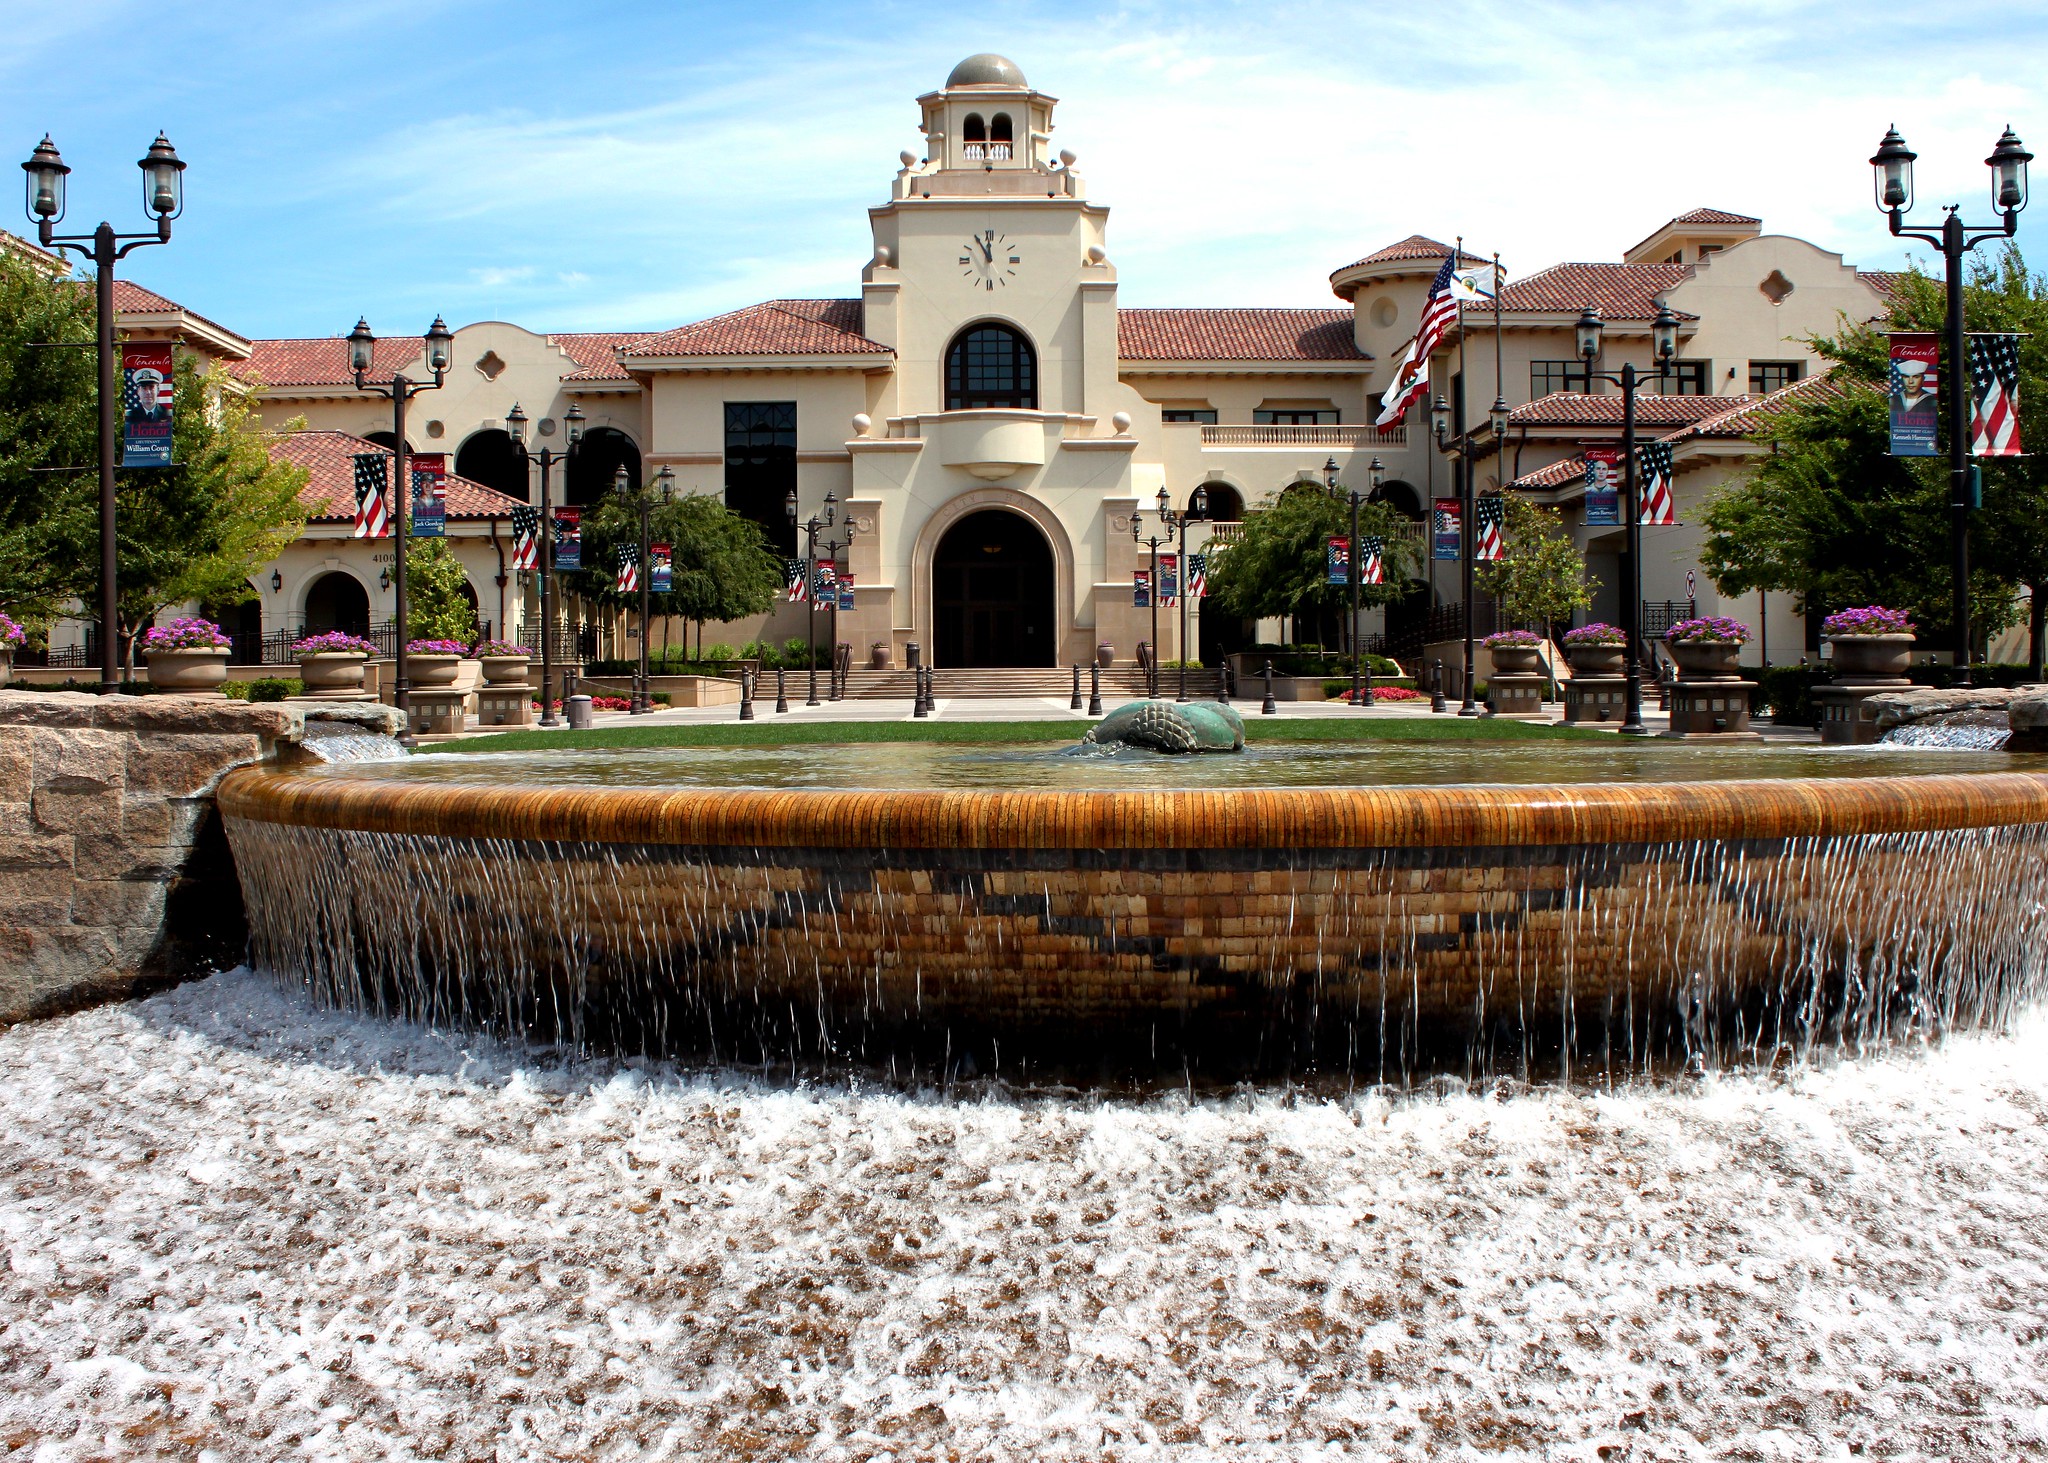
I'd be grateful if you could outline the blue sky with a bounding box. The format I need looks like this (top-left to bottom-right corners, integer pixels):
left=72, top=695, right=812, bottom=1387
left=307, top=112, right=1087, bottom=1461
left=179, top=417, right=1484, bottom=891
left=4, top=0, right=2043, bottom=340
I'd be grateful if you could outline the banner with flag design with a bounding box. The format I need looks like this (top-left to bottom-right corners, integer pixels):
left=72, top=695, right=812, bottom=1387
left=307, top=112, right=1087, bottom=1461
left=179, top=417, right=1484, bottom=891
left=409, top=453, right=447, bottom=538
left=1359, top=535, right=1385, bottom=585
left=1474, top=496, right=1504, bottom=561
left=352, top=453, right=389, bottom=539
left=510, top=506, right=540, bottom=571
left=120, top=343, right=174, bottom=467
left=1583, top=449, right=1622, bottom=526
left=1326, top=535, right=1350, bottom=585
left=784, top=559, right=808, bottom=601
left=1432, top=498, right=1460, bottom=560
left=553, top=508, right=581, bottom=570
left=837, top=572, right=855, bottom=612
left=1887, top=333, right=1941, bottom=457
left=1635, top=441, right=1676, bottom=525
left=615, top=544, right=638, bottom=594
left=813, top=562, right=837, bottom=602
left=1186, top=552, right=1207, bottom=598
left=650, top=542, right=671, bottom=593
left=1374, top=253, right=1459, bottom=430
left=1158, top=552, right=1178, bottom=606
left=1970, top=333, right=2024, bottom=457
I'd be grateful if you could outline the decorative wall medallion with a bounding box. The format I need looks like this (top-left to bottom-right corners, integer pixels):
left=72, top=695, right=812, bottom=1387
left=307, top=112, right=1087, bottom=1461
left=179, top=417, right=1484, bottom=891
left=475, top=350, right=507, bottom=381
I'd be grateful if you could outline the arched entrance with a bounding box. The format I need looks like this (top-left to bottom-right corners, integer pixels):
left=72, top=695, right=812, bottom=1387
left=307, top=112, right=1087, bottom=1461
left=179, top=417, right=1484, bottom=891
left=933, top=509, right=1054, bottom=667
left=566, top=426, right=641, bottom=508
left=303, top=571, right=370, bottom=636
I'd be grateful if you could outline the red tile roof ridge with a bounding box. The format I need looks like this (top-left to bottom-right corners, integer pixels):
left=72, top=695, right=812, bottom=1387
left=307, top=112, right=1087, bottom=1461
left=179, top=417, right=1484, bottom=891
left=1509, top=391, right=1750, bottom=427
left=1660, top=371, right=1842, bottom=441
left=268, top=428, right=527, bottom=522
left=1117, top=307, right=1368, bottom=361
left=619, top=299, right=889, bottom=358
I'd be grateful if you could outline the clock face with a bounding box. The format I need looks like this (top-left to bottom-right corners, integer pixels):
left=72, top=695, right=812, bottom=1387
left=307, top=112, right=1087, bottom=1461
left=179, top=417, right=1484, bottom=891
left=959, top=229, right=1021, bottom=291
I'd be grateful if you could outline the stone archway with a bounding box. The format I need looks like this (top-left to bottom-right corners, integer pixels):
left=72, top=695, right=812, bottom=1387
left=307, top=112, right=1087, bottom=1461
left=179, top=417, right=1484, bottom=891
left=913, top=488, right=1075, bottom=668
left=302, top=570, right=370, bottom=636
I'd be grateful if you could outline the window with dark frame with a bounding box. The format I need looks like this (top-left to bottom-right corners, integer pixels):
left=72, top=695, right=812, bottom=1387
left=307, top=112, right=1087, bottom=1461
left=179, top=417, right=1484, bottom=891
left=1748, top=359, right=1805, bottom=395
left=1658, top=361, right=1711, bottom=396
left=724, top=401, right=798, bottom=557
left=1162, top=408, right=1217, bottom=424
left=1530, top=360, right=1592, bottom=397
left=945, top=324, right=1037, bottom=410
left=1253, top=407, right=1338, bottom=425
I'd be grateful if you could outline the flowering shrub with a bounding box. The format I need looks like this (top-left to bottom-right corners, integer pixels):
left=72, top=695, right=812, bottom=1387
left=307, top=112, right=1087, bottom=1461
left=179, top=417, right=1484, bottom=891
left=406, top=639, right=469, bottom=656
left=1337, top=685, right=1425, bottom=702
left=1664, top=616, right=1750, bottom=646
left=1563, top=622, right=1626, bottom=647
left=1483, top=630, right=1543, bottom=648
left=473, top=639, right=533, bottom=657
left=142, top=618, right=230, bottom=652
left=531, top=695, right=637, bottom=712
left=292, top=631, right=377, bottom=657
left=1823, top=606, right=1916, bottom=638
left=0, top=613, right=24, bottom=649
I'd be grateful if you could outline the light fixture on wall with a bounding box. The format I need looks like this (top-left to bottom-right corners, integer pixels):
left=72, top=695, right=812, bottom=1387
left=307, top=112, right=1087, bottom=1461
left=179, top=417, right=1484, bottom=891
left=271, top=570, right=282, bottom=592
left=379, top=567, right=391, bottom=592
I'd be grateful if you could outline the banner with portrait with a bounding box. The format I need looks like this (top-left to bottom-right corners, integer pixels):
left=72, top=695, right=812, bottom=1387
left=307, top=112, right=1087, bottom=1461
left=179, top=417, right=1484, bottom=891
left=409, top=453, right=447, bottom=538
left=650, top=542, right=672, bottom=593
left=1158, top=551, right=1178, bottom=605
left=1132, top=569, right=1150, bottom=608
left=553, top=507, right=582, bottom=571
left=120, top=343, right=174, bottom=467
left=1432, top=499, right=1460, bottom=561
left=1326, top=536, right=1350, bottom=586
left=837, top=571, right=856, bottom=612
left=1582, top=449, right=1622, bottom=526
left=1888, top=333, right=1940, bottom=457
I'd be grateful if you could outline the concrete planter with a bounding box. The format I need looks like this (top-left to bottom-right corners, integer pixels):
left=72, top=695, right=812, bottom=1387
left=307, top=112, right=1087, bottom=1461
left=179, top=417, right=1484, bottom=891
left=1487, top=644, right=1543, bottom=676
left=0, top=651, right=10, bottom=688
left=1827, top=634, right=1914, bottom=681
left=1097, top=643, right=1116, bottom=668
left=1566, top=643, right=1627, bottom=677
left=145, top=647, right=230, bottom=696
left=407, top=653, right=462, bottom=688
left=479, top=655, right=531, bottom=687
left=1668, top=640, right=1743, bottom=681
left=297, top=652, right=369, bottom=694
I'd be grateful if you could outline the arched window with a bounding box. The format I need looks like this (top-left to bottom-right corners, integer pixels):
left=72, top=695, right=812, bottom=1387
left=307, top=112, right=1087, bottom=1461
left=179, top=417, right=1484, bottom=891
left=945, top=324, right=1036, bottom=410
left=989, top=113, right=1013, bottom=160
left=454, top=428, right=529, bottom=502
left=962, top=113, right=986, bottom=141
left=564, top=426, right=641, bottom=508
left=1191, top=482, right=1243, bottom=521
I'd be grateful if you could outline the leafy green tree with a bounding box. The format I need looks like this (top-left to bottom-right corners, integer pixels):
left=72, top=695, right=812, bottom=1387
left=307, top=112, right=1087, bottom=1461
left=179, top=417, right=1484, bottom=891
left=0, top=246, right=97, bottom=627
left=1205, top=482, right=1424, bottom=647
left=401, top=534, right=479, bottom=644
left=1476, top=493, right=1595, bottom=642
left=563, top=488, right=783, bottom=656
left=1699, top=244, right=2048, bottom=666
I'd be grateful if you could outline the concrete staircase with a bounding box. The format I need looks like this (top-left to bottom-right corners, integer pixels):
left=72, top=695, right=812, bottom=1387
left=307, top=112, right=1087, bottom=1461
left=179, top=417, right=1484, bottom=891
left=839, top=666, right=1227, bottom=699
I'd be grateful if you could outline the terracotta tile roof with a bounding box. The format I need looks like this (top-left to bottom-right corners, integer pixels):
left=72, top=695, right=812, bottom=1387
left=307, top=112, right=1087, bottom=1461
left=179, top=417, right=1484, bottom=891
left=1660, top=372, right=1842, bottom=442
left=269, top=430, right=526, bottom=522
left=1334, top=234, right=1478, bottom=271
left=236, top=336, right=424, bottom=389
left=1670, top=207, right=1761, bottom=227
left=1510, top=391, right=1752, bottom=428
left=1859, top=270, right=1927, bottom=310
left=1495, top=262, right=1696, bottom=319
left=550, top=331, right=654, bottom=382
left=1511, top=455, right=1590, bottom=491
left=620, top=299, right=889, bottom=359
left=1117, top=308, right=1368, bottom=361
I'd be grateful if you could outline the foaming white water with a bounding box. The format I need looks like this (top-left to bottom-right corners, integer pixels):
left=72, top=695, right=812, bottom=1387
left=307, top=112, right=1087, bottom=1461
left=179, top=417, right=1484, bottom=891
left=1, top=969, right=2044, bottom=1460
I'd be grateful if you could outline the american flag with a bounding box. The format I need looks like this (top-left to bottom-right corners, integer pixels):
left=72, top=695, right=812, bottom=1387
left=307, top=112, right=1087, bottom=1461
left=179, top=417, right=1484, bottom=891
left=510, top=506, right=540, bottom=571
left=785, top=558, right=808, bottom=601
left=1373, top=253, right=1460, bottom=430
left=615, top=543, right=638, bottom=593
left=1970, top=333, right=2024, bottom=457
left=351, top=453, right=388, bottom=538
left=1474, top=496, right=1504, bottom=561
left=1359, top=535, right=1385, bottom=585
left=1186, top=552, right=1207, bottom=598
left=1636, top=441, right=1676, bottom=525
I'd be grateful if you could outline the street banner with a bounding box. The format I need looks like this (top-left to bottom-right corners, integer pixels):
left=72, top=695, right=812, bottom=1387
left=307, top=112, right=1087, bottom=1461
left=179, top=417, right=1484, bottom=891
left=837, top=572, right=856, bottom=612
left=1326, top=535, right=1350, bottom=586
left=1969, top=333, right=2025, bottom=457
left=351, top=453, right=389, bottom=539
left=409, top=453, right=446, bottom=538
left=1888, top=333, right=1940, bottom=457
left=120, top=343, right=174, bottom=467
left=553, top=507, right=581, bottom=570
left=614, top=543, right=638, bottom=594
left=1359, top=535, right=1385, bottom=585
left=1582, top=449, right=1622, bottom=526
left=510, top=506, right=540, bottom=571
left=1158, top=551, right=1178, bottom=605
left=1432, top=498, right=1461, bottom=560
left=1475, top=496, right=1504, bottom=561
left=1132, top=569, right=1150, bottom=608
left=650, top=542, right=672, bottom=593
left=812, top=562, right=836, bottom=602
left=1187, top=553, right=1208, bottom=598
left=1636, top=441, right=1677, bottom=525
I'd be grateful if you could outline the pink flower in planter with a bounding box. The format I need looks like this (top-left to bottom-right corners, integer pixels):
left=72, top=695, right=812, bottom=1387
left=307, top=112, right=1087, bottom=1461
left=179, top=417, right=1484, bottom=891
left=405, top=639, right=469, bottom=656
left=0, top=613, right=25, bottom=648
left=142, top=618, right=230, bottom=651
left=1823, top=606, right=1916, bottom=637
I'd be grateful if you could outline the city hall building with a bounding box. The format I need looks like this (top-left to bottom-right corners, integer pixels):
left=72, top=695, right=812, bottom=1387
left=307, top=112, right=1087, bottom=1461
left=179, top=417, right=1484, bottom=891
left=28, top=54, right=1925, bottom=669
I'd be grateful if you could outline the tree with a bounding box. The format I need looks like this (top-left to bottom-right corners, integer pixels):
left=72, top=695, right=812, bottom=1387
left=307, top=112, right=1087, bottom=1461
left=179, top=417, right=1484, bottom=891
left=0, top=248, right=308, bottom=659
left=562, top=488, right=783, bottom=658
left=1699, top=244, right=2048, bottom=667
left=1205, top=483, right=1424, bottom=648
left=1475, top=493, right=1595, bottom=642
left=402, top=535, right=480, bottom=644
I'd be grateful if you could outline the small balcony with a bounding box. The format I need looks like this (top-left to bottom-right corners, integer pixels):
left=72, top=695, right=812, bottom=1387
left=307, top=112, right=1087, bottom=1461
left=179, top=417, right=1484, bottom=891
left=961, top=141, right=1014, bottom=163
left=1200, top=424, right=1406, bottom=448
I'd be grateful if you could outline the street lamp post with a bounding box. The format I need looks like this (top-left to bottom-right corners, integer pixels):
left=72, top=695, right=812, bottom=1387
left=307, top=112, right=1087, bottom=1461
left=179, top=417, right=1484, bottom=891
left=505, top=401, right=583, bottom=727
left=1173, top=484, right=1209, bottom=702
left=816, top=520, right=856, bottom=700
left=787, top=489, right=842, bottom=706
left=1132, top=486, right=1194, bottom=698
left=1325, top=455, right=1387, bottom=707
left=349, top=315, right=455, bottom=748
left=614, top=464, right=674, bottom=714
left=22, top=132, right=186, bottom=694
left=1573, top=302, right=1681, bottom=736
left=1431, top=387, right=1510, bottom=715
left=1870, top=125, right=2031, bottom=686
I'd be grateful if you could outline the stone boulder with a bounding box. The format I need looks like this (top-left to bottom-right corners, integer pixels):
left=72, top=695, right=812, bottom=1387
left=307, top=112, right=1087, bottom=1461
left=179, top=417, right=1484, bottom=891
left=1083, top=699, right=1245, bottom=754
left=1863, top=686, right=2016, bottom=732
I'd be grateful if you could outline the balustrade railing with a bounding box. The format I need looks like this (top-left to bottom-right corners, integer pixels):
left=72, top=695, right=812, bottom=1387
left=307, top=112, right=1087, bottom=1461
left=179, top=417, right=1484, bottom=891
left=1199, top=424, right=1406, bottom=447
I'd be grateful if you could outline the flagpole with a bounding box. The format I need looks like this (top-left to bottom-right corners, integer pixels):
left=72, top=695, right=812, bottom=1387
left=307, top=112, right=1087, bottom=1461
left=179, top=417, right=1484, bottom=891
left=1456, top=237, right=1477, bottom=716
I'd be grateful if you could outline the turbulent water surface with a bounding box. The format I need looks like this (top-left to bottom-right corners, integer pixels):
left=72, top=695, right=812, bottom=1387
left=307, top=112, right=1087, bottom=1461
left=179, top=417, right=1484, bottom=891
left=1, top=970, right=2044, bottom=1459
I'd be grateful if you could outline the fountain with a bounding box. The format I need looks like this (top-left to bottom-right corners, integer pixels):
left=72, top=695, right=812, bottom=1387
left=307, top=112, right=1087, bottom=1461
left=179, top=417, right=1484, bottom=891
left=216, top=731, right=2048, bottom=1083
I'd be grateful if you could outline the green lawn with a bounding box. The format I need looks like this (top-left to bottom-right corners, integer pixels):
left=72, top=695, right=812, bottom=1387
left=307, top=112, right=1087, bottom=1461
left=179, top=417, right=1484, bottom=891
left=438, top=714, right=1611, bottom=755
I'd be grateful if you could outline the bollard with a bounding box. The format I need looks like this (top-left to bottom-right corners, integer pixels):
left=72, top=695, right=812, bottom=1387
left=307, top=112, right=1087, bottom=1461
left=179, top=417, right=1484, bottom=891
left=1087, top=661, right=1103, bottom=717
left=775, top=665, right=789, bottom=714
left=739, top=668, right=755, bottom=720
left=1218, top=661, right=1232, bottom=705
left=566, top=694, right=594, bottom=730
left=1070, top=664, right=1083, bottom=711
left=1431, top=658, right=1448, bottom=714
left=913, top=664, right=930, bottom=718
left=1261, top=658, right=1277, bottom=716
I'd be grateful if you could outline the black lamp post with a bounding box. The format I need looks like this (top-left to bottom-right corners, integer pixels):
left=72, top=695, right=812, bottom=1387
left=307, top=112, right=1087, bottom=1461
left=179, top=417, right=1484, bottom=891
left=1432, top=387, right=1510, bottom=715
left=1573, top=301, right=1681, bottom=735
left=1327, top=454, right=1388, bottom=707
left=1871, top=124, right=2031, bottom=686
left=816, top=518, right=857, bottom=700
left=1132, top=486, right=1193, bottom=698
left=22, top=132, right=185, bottom=694
left=788, top=488, right=843, bottom=706
left=506, top=401, right=583, bottom=727
left=349, top=314, right=455, bottom=747
left=615, top=464, right=674, bottom=714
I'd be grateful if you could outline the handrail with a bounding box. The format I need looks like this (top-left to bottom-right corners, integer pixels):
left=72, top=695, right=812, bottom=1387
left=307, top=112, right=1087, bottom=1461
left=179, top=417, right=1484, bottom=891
left=1200, top=424, right=1406, bottom=447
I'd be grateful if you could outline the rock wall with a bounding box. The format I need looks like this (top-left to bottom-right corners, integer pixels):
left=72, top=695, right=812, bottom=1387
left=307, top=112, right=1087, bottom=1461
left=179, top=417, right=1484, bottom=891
left=0, top=691, right=399, bottom=1023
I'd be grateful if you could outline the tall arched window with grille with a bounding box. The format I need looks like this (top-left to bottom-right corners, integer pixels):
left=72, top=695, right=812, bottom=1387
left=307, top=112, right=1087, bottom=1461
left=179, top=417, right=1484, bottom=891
left=945, top=323, right=1036, bottom=410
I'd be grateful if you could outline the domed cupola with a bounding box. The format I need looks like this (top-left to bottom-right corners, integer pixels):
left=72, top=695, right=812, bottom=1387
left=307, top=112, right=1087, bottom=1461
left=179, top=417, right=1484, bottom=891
left=946, top=53, right=1028, bottom=88
left=908, top=54, right=1067, bottom=190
